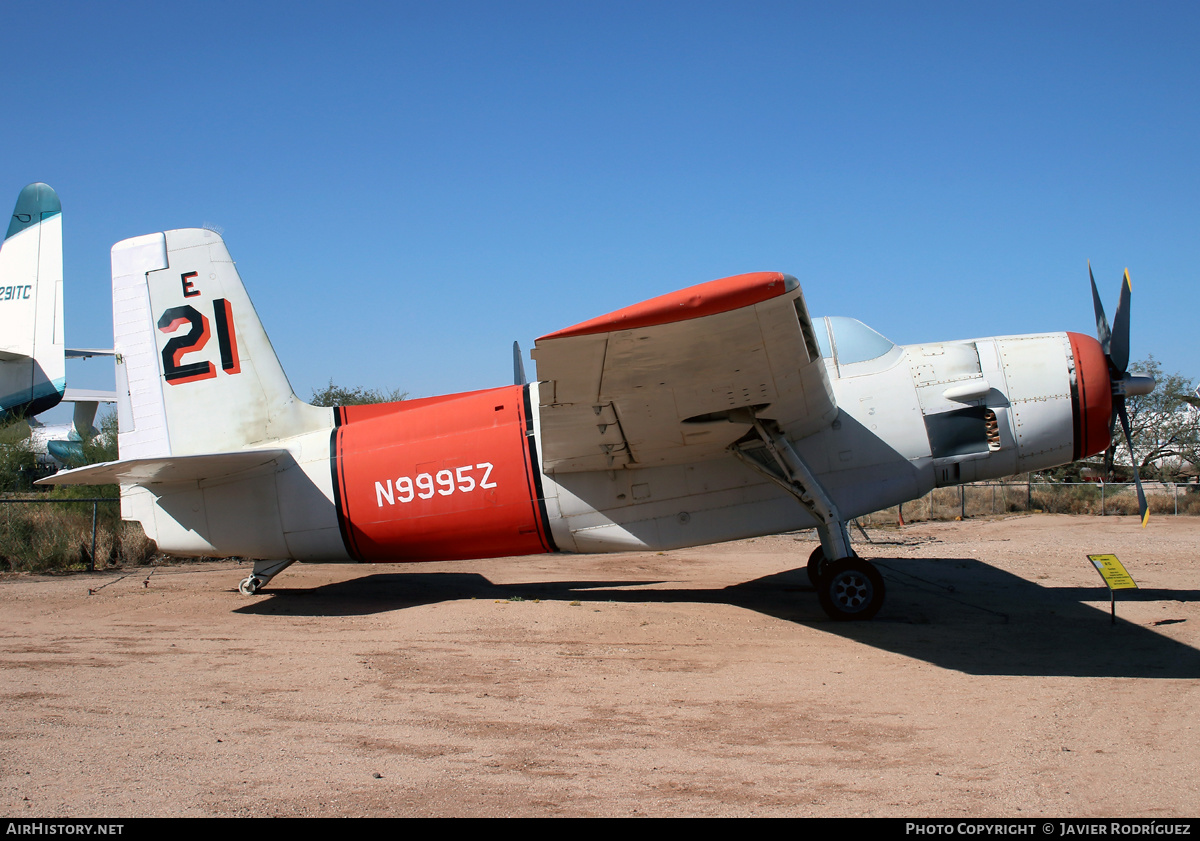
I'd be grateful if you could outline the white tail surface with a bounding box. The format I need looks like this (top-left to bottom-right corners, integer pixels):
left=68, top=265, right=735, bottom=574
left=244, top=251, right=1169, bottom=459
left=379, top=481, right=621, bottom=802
left=55, top=228, right=351, bottom=560
left=112, top=228, right=329, bottom=459
left=0, top=183, right=65, bottom=418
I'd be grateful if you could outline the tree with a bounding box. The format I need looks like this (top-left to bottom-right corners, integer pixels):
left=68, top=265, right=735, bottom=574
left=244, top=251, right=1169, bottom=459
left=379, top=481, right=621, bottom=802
left=0, top=424, right=37, bottom=491
left=47, top=409, right=121, bottom=501
left=1104, top=356, right=1200, bottom=482
left=310, top=380, right=408, bottom=407
left=78, top=410, right=119, bottom=466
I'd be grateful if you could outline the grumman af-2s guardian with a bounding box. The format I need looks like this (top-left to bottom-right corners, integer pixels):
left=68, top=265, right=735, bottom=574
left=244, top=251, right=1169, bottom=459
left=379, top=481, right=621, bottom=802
left=43, top=229, right=1154, bottom=620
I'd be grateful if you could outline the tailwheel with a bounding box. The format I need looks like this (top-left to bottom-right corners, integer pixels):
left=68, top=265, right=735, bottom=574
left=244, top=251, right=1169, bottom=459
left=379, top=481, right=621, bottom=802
left=236, top=560, right=294, bottom=596
left=817, top=557, right=885, bottom=621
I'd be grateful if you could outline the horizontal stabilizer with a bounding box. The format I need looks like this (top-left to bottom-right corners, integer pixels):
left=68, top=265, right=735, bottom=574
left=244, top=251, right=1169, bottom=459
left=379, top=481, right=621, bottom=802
left=36, top=448, right=290, bottom=487
left=66, top=348, right=115, bottom=359
left=63, top=388, right=117, bottom=403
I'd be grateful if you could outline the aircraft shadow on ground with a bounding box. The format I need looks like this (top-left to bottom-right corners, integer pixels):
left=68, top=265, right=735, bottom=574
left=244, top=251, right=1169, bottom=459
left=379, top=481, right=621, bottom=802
left=234, top=556, right=1200, bottom=679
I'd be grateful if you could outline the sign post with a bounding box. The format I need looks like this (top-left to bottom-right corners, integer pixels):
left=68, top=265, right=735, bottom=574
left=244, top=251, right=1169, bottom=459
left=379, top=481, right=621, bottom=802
left=1087, top=554, right=1137, bottom=625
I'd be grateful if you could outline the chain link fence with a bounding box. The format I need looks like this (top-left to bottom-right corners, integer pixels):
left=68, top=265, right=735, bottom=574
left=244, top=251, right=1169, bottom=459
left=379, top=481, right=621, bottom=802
left=0, top=496, right=155, bottom=572
left=859, top=481, right=1200, bottom=527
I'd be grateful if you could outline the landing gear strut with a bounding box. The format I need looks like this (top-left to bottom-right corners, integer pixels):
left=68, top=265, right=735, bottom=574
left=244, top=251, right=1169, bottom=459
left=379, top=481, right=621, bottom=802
left=237, top=559, right=295, bottom=595
left=729, top=411, right=886, bottom=621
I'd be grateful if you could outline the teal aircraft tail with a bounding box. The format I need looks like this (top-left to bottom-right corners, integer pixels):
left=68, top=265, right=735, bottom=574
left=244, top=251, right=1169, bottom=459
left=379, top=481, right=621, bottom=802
left=0, top=183, right=65, bottom=419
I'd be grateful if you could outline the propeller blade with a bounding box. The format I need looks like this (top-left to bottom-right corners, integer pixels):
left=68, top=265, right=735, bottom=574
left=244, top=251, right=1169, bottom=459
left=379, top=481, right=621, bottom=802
left=1089, top=262, right=1111, bottom=356
left=1115, top=400, right=1149, bottom=527
left=513, top=341, right=527, bottom=386
left=1109, top=269, right=1132, bottom=374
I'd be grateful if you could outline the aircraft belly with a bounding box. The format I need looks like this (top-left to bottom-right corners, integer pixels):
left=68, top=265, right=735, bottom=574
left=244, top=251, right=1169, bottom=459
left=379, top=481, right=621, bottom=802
left=203, top=473, right=289, bottom=557
left=543, top=457, right=820, bottom=553
left=821, top=462, right=923, bottom=520
left=123, top=473, right=292, bottom=559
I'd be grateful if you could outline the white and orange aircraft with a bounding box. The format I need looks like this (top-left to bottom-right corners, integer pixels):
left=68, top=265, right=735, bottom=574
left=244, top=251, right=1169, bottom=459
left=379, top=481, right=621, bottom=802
left=42, top=229, right=1154, bottom=620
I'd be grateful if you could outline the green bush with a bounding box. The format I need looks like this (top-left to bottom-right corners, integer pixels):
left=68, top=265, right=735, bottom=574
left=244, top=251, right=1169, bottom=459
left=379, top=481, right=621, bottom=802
left=0, top=436, right=39, bottom=492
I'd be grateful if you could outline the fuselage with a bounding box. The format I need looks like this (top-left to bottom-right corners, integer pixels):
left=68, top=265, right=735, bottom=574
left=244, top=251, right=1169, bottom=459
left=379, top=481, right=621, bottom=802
left=121, top=322, right=1113, bottom=564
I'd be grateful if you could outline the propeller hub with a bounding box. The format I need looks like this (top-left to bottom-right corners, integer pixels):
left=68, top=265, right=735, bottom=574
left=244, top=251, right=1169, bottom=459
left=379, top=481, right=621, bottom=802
left=1116, top=374, right=1155, bottom=398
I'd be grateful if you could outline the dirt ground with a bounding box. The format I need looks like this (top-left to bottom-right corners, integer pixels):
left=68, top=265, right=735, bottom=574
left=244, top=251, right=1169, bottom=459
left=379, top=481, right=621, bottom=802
left=1, top=513, right=1197, bottom=818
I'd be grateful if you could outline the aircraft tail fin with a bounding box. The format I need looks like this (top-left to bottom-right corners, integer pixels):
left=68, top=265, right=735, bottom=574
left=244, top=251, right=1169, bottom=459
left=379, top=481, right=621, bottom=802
left=111, top=228, right=329, bottom=460
left=0, top=183, right=65, bottom=418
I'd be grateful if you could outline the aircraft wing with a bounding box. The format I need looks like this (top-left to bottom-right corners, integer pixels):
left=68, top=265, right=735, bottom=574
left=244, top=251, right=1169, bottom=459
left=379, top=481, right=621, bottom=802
left=531, top=272, right=837, bottom=472
left=36, top=448, right=290, bottom=486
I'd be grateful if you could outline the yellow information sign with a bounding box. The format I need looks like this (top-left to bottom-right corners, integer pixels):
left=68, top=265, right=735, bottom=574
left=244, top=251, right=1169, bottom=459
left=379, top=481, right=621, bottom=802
left=1088, top=554, right=1138, bottom=590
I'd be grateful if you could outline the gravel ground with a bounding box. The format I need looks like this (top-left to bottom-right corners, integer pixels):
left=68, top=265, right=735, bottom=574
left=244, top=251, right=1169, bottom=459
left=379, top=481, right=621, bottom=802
left=1, top=513, right=1196, bottom=817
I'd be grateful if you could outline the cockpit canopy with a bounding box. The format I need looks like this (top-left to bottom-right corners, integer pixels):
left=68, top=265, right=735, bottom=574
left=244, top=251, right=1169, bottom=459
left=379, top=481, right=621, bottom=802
left=812, top=316, right=898, bottom=373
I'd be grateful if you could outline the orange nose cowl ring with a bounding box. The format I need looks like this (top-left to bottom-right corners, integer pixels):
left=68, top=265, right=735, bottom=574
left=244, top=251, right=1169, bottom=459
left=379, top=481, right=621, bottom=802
left=1067, top=332, right=1113, bottom=460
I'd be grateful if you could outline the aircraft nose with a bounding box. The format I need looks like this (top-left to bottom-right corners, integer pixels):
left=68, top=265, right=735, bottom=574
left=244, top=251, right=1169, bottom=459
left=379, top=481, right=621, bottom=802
left=1067, top=332, right=1113, bottom=460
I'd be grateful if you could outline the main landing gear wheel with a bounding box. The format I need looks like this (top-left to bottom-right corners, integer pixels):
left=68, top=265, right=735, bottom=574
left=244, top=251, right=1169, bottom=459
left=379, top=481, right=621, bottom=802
left=239, top=576, right=263, bottom=596
left=817, top=557, right=885, bottom=621
left=807, top=546, right=828, bottom=586
left=807, top=546, right=858, bottom=586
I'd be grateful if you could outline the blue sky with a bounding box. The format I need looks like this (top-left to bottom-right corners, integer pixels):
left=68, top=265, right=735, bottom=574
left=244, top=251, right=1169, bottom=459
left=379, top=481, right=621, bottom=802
left=3, top=1, right=1197, bottom=422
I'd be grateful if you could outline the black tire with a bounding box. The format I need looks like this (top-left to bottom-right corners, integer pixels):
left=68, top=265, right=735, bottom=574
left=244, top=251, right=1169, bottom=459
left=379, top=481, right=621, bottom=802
left=817, top=558, right=885, bottom=621
left=807, top=544, right=857, bottom=586
left=806, top=546, right=827, bottom=586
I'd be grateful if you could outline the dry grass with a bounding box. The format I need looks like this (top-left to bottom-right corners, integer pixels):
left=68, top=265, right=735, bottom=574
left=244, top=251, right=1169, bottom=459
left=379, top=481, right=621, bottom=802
left=860, top=482, right=1200, bottom=526
left=0, top=499, right=156, bottom=572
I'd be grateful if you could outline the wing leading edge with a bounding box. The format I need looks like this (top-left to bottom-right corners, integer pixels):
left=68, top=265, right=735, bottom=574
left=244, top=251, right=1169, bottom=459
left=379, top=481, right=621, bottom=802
left=532, top=271, right=837, bottom=473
